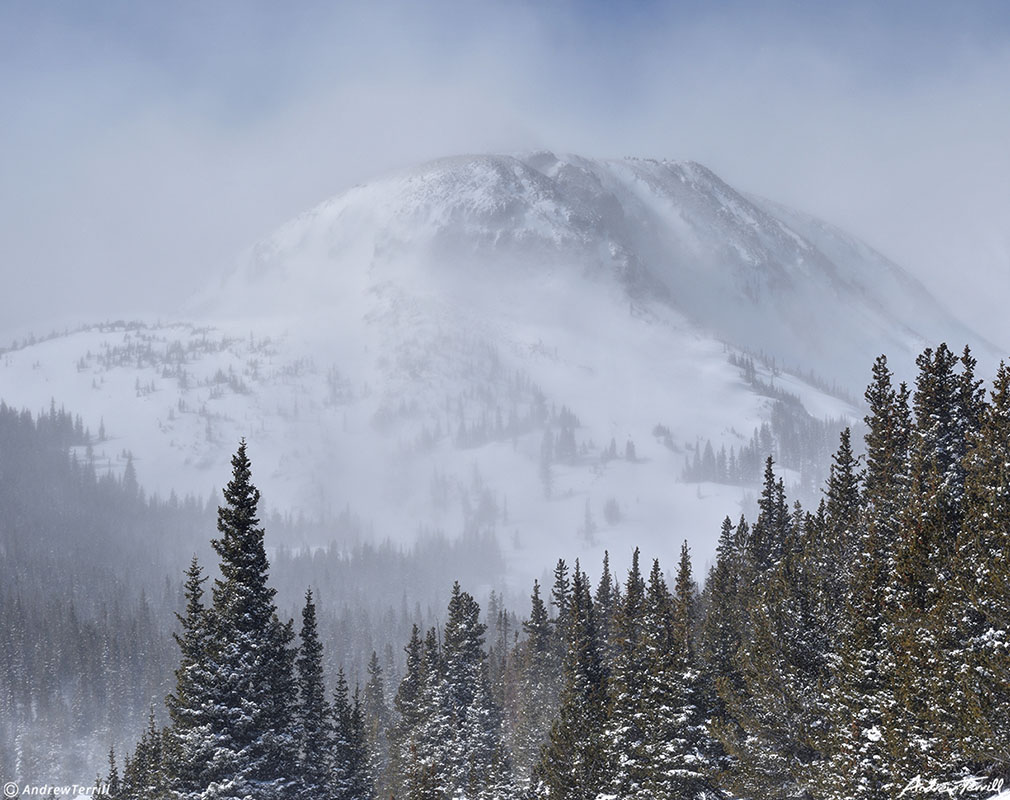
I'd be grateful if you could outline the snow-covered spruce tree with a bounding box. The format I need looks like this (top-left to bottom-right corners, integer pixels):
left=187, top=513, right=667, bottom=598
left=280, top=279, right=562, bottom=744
left=533, top=562, right=609, bottom=800
left=391, top=587, right=511, bottom=800
left=432, top=583, right=513, bottom=799
left=164, top=557, right=218, bottom=798
left=812, top=356, right=907, bottom=800
left=715, top=463, right=832, bottom=800
left=295, top=589, right=333, bottom=799
left=698, top=516, right=749, bottom=782
left=881, top=345, right=981, bottom=785
left=116, top=441, right=303, bottom=800
left=388, top=625, right=425, bottom=799
left=638, top=548, right=713, bottom=799
left=362, top=649, right=392, bottom=798
left=120, top=709, right=170, bottom=799
left=508, top=579, right=560, bottom=789
left=749, top=457, right=790, bottom=573
left=699, top=517, right=746, bottom=725
left=550, top=557, right=572, bottom=650
left=593, top=551, right=618, bottom=671
left=818, top=428, right=862, bottom=624
left=331, top=668, right=371, bottom=800
left=602, top=548, right=649, bottom=798
left=950, top=360, right=1010, bottom=772
left=200, top=439, right=299, bottom=799
left=401, top=627, right=444, bottom=800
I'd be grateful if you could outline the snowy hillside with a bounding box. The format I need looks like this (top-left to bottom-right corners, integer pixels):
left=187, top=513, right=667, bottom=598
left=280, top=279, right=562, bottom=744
left=0, top=152, right=994, bottom=581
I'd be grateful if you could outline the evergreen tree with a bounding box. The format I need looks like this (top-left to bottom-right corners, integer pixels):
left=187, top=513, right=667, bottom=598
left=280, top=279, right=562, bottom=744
left=510, top=580, right=560, bottom=788
left=717, top=472, right=829, bottom=800
left=332, top=672, right=371, bottom=800
left=389, top=625, right=425, bottom=799
left=121, top=709, right=169, bottom=799
left=164, top=557, right=217, bottom=798
left=106, top=747, right=121, bottom=798
left=202, top=440, right=299, bottom=799
left=593, top=551, right=618, bottom=670
left=603, top=549, right=649, bottom=798
left=700, top=517, right=746, bottom=730
left=295, top=589, right=333, bottom=800
left=814, top=353, right=907, bottom=800
left=819, top=428, right=862, bottom=618
left=534, top=563, right=608, bottom=800
left=362, top=650, right=391, bottom=798
left=550, top=558, right=572, bottom=642
left=749, top=457, right=790, bottom=573
left=950, top=361, right=1010, bottom=771
left=882, top=345, right=975, bottom=785
left=438, top=583, right=512, bottom=799
left=644, top=546, right=712, bottom=799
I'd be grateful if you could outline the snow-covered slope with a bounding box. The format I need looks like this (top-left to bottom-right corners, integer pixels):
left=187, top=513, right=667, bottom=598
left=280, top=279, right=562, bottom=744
left=207, top=152, right=994, bottom=385
left=0, top=152, right=996, bottom=583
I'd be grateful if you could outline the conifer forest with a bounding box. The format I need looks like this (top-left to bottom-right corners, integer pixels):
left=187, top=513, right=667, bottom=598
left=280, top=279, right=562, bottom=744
left=7, top=3, right=1010, bottom=798
left=4, top=343, right=1009, bottom=799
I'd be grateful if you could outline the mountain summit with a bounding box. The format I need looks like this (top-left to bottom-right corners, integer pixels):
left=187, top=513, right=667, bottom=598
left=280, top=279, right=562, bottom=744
left=208, top=151, right=984, bottom=387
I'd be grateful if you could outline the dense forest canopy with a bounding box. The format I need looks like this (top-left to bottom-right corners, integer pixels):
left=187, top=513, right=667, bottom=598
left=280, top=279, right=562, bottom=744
left=5, top=343, right=1010, bottom=799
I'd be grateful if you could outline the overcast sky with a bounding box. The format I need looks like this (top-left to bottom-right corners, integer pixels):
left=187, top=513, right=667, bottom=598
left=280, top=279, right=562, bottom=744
left=2, top=0, right=1009, bottom=349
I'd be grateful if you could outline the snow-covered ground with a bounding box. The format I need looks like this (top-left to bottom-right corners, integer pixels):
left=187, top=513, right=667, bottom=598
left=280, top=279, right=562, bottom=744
left=4, top=152, right=997, bottom=587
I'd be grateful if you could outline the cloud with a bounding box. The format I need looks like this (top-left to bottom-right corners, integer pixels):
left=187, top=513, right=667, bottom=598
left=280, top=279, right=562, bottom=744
left=1, top=1, right=1008, bottom=347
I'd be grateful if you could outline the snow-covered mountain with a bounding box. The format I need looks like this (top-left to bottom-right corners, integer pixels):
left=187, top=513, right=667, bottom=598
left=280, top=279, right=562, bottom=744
left=0, top=153, right=996, bottom=580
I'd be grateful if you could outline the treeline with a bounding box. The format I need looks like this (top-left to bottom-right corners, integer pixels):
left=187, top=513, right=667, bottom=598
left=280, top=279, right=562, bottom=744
left=0, top=402, right=506, bottom=785
left=0, top=400, right=212, bottom=782
left=107, top=342, right=1010, bottom=799
left=682, top=352, right=847, bottom=493
left=98, top=441, right=712, bottom=799
left=693, top=343, right=1010, bottom=799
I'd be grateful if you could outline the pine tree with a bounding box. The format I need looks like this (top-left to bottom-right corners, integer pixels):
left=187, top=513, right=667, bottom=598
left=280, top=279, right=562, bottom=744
left=389, top=625, right=425, bottom=800
left=603, top=549, right=649, bottom=798
left=716, top=470, right=829, bottom=800
left=550, top=558, right=572, bottom=642
left=201, top=440, right=299, bottom=799
left=510, top=580, right=560, bottom=788
left=882, top=345, right=974, bottom=785
left=121, top=709, right=169, bottom=799
left=815, top=497, right=895, bottom=800
left=820, top=428, right=862, bottom=618
left=646, top=546, right=713, bottom=799
left=594, top=551, right=617, bottom=670
left=534, top=562, right=608, bottom=799
left=700, top=517, right=746, bottom=729
left=105, top=747, right=121, bottom=798
left=164, top=557, right=217, bottom=798
left=332, top=669, right=354, bottom=799
left=348, top=687, right=372, bottom=800
left=295, top=589, right=333, bottom=799
left=950, top=361, right=1010, bottom=771
left=749, top=457, right=790, bottom=574
left=363, top=650, right=391, bottom=797
left=814, top=353, right=908, bottom=800
left=438, top=583, right=512, bottom=799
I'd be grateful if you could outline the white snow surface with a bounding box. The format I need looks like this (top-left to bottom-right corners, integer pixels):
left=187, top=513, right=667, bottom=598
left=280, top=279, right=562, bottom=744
left=2, top=152, right=998, bottom=586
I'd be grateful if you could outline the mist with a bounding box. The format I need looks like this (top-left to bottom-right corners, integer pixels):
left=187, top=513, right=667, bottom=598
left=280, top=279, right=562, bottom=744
left=7, top=3, right=1010, bottom=794
left=2, top=1, right=1008, bottom=346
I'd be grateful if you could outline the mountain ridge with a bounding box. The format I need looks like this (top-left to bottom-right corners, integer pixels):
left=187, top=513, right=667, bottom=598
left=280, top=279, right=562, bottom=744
left=0, top=152, right=998, bottom=581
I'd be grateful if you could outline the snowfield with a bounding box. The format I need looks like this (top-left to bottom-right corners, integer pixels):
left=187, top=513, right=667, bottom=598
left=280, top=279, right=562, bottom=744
left=2, top=152, right=997, bottom=586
